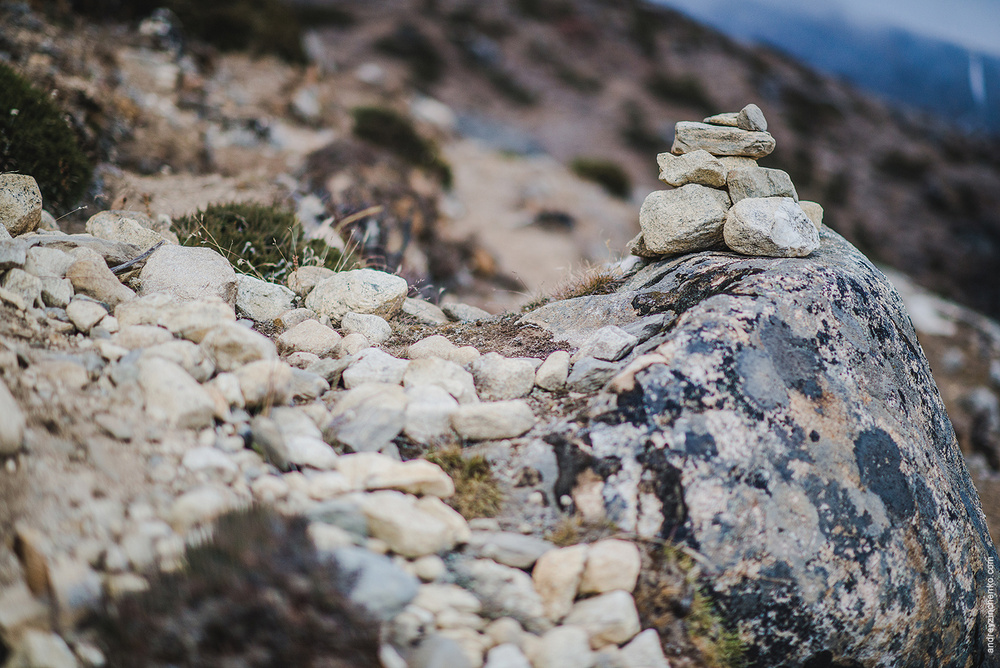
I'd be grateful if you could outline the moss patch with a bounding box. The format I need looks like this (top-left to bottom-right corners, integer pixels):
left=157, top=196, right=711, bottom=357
left=423, top=447, right=503, bottom=519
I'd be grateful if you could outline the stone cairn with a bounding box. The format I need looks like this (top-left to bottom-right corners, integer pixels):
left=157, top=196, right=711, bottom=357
left=629, top=103, right=824, bottom=260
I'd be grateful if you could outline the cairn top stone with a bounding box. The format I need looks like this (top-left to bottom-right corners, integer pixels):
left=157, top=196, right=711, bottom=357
left=671, top=121, right=775, bottom=158
left=737, top=103, right=767, bottom=131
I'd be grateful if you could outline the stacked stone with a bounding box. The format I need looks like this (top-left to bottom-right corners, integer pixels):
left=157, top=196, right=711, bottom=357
left=629, top=103, right=824, bottom=259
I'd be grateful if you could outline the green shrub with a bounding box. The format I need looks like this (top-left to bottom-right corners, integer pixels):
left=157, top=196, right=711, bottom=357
left=351, top=106, right=453, bottom=187
left=0, top=63, right=92, bottom=214
left=423, top=448, right=503, bottom=519
left=571, top=158, right=632, bottom=199
left=173, top=201, right=352, bottom=283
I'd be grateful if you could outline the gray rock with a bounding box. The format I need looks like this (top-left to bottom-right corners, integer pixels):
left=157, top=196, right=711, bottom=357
left=287, top=266, right=337, bottom=297
left=234, top=274, right=295, bottom=323
left=404, top=385, right=460, bottom=444
left=530, top=626, right=595, bottom=668
left=234, top=359, right=294, bottom=409
left=566, top=358, right=619, bottom=393
left=342, top=348, right=409, bottom=388
left=724, top=196, right=820, bottom=257
left=22, top=234, right=141, bottom=266
left=402, top=297, right=450, bottom=325
left=85, top=210, right=165, bottom=250
left=571, top=326, right=637, bottom=363
left=467, top=531, right=555, bottom=570
left=671, top=121, right=775, bottom=158
left=656, top=149, right=727, bottom=187
left=570, top=230, right=996, bottom=665
left=200, top=322, right=276, bottom=371
left=407, top=335, right=481, bottom=365
left=39, top=276, right=73, bottom=308
left=137, top=244, right=237, bottom=305
left=341, top=312, right=392, bottom=345
left=0, top=223, right=8, bottom=240
left=0, top=377, right=25, bottom=455
left=563, top=590, right=640, bottom=648
left=142, top=339, right=215, bottom=383
left=65, top=248, right=135, bottom=308
left=290, top=367, right=330, bottom=401
left=520, top=292, right=639, bottom=348
left=470, top=352, right=535, bottom=401
left=0, top=174, right=42, bottom=236
left=270, top=405, right=337, bottom=469
left=454, top=558, right=548, bottom=632
left=116, top=293, right=236, bottom=343
left=727, top=166, right=798, bottom=203
left=799, top=200, right=824, bottom=230
left=638, top=184, right=731, bottom=255
left=452, top=401, right=535, bottom=441
left=702, top=112, right=739, bottom=127
left=3, top=268, right=43, bottom=308
left=404, top=357, right=479, bottom=404
left=325, top=382, right=407, bottom=452
left=535, top=351, right=570, bottom=392
left=443, top=302, right=492, bottom=322
left=409, top=634, right=473, bottom=668
left=306, top=356, right=351, bottom=386
left=331, top=545, right=419, bottom=621
left=737, top=103, right=768, bottom=131
left=274, top=307, right=317, bottom=331
left=0, top=239, right=28, bottom=271
left=136, top=357, right=215, bottom=429
left=276, top=319, right=341, bottom=357
left=304, top=268, right=408, bottom=324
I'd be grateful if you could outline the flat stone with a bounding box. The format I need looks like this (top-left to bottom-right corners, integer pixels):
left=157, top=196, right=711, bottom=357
left=467, top=531, right=555, bottom=570
left=413, top=583, right=483, bottom=616
left=442, top=302, right=492, bottom=322
left=304, top=268, right=408, bottom=324
left=341, top=312, right=392, bottom=345
left=85, top=210, right=165, bottom=250
left=452, top=401, right=535, bottom=441
left=408, top=335, right=481, bottom=365
left=234, top=359, right=294, bottom=409
left=724, top=196, right=820, bottom=258
left=702, top=112, right=739, bottom=127
left=65, top=247, right=136, bottom=308
left=799, top=200, right=824, bottom=230
left=136, top=357, right=215, bottom=429
left=181, top=446, right=237, bottom=473
left=141, top=339, right=215, bottom=383
left=620, top=629, right=670, bottom=668
left=404, top=357, right=479, bottom=404
left=402, top=297, right=450, bottom=325
left=137, top=244, right=237, bottom=306
left=287, top=265, right=336, bottom=297
left=671, top=121, right=775, bottom=158
left=65, top=298, right=109, bottom=334
left=571, top=326, right=637, bottom=363
left=530, top=626, right=595, bottom=668
left=115, top=293, right=236, bottom=343
left=563, top=590, right=641, bottom=648
left=200, top=322, right=276, bottom=371
left=234, top=273, right=295, bottom=323
left=532, top=544, right=588, bottom=621
left=22, top=234, right=141, bottom=266
left=0, top=239, right=28, bottom=271
left=337, top=451, right=454, bottom=497
left=535, top=351, right=570, bottom=392
left=270, top=405, right=338, bottom=469
left=326, top=382, right=407, bottom=452
left=579, top=539, right=641, bottom=594
left=362, top=490, right=456, bottom=557
left=727, top=166, right=798, bottom=203
left=404, top=384, right=460, bottom=444
left=656, top=149, right=727, bottom=187
left=342, top=348, right=409, bottom=388
left=455, top=558, right=548, bottom=633
left=638, top=184, right=731, bottom=255
left=737, top=103, right=768, bottom=131
left=0, top=174, right=42, bottom=236
left=274, top=307, right=317, bottom=331
left=0, top=377, right=25, bottom=455
left=276, top=319, right=341, bottom=357
left=470, top=353, right=535, bottom=401
left=112, top=324, right=174, bottom=350
left=566, top=357, right=619, bottom=393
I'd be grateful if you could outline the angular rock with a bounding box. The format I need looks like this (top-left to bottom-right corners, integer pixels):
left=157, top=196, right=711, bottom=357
left=402, top=297, right=450, bottom=325
left=408, top=335, right=481, bottom=365
left=455, top=558, right=548, bottom=633
left=234, top=359, right=294, bottom=409
left=656, top=149, right=727, bottom=187
left=306, top=356, right=351, bottom=386
left=66, top=247, right=135, bottom=308
left=724, top=196, right=820, bottom=258
left=112, top=324, right=174, bottom=350
left=141, top=339, right=215, bottom=383
left=291, top=368, right=330, bottom=401
left=529, top=626, right=594, bottom=668
left=116, top=293, right=236, bottom=343
left=234, top=273, right=295, bottom=323
left=404, top=357, right=478, bottom=404
left=22, top=234, right=141, bottom=266
left=339, top=332, right=369, bottom=356
left=467, top=531, right=555, bottom=570
left=571, top=325, right=637, bottom=363
left=287, top=265, right=336, bottom=297
left=727, top=166, right=798, bottom=203
left=0, top=174, right=43, bottom=236
left=452, top=401, right=535, bottom=441
left=85, top=210, right=165, bottom=250
left=672, top=121, right=775, bottom=158
left=535, top=350, right=570, bottom=391
left=332, top=545, right=419, bottom=621
left=362, top=490, right=456, bottom=558
left=137, top=244, right=237, bottom=305
left=325, top=382, right=407, bottom=452
left=270, top=405, right=338, bottom=469
left=200, top=322, right=276, bottom=371
left=799, top=200, right=824, bottom=230
left=638, top=184, right=731, bottom=255
left=415, top=495, right=471, bottom=546
left=566, top=357, right=619, bottom=393
left=579, top=539, right=641, bottom=594
left=337, top=451, right=454, bottom=497
left=274, top=307, right=317, bottom=332
left=702, top=112, right=739, bottom=127
left=620, top=629, right=669, bottom=668
left=563, top=590, right=640, bottom=648
left=532, top=544, right=588, bottom=621
left=404, top=385, right=460, bottom=444
left=0, top=239, right=28, bottom=271
left=304, top=268, right=407, bottom=324
left=3, top=268, right=42, bottom=308
left=0, top=377, right=25, bottom=455
left=136, top=357, right=215, bottom=429
left=66, top=298, right=109, bottom=334
left=39, top=276, right=73, bottom=308
left=276, top=319, right=341, bottom=357
left=341, top=312, right=392, bottom=345
left=737, top=103, right=768, bottom=131
left=442, top=302, right=492, bottom=322
left=470, top=353, right=536, bottom=401
left=520, top=292, right=640, bottom=348
left=342, top=348, right=409, bottom=388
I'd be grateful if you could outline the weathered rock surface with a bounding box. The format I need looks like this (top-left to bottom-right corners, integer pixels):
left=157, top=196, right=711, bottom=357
left=737, top=103, right=767, bottom=131
left=727, top=166, right=798, bottom=203
left=304, top=268, right=407, bottom=324
left=0, top=174, right=43, bottom=236
left=235, top=274, right=295, bottom=323
left=137, top=244, right=237, bottom=305
left=656, top=149, right=726, bottom=188
left=724, top=196, right=819, bottom=258
left=85, top=210, right=166, bottom=250
left=638, top=184, right=731, bottom=255
left=671, top=121, right=775, bottom=158
left=573, top=230, right=996, bottom=666
left=66, top=247, right=136, bottom=308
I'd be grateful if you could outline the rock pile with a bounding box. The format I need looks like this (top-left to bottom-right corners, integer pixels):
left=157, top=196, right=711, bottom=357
left=630, top=104, right=823, bottom=259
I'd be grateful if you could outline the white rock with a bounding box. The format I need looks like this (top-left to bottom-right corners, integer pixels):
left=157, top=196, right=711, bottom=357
left=86, top=210, right=165, bottom=250
left=656, top=149, right=727, bottom=187
left=307, top=471, right=352, bottom=500
left=362, top=490, right=456, bottom=558
left=342, top=348, right=409, bottom=388
left=620, top=629, right=670, bottom=668
left=579, top=539, right=642, bottom=594
left=209, top=372, right=244, bottom=409
left=535, top=351, right=570, bottom=391
left=563, top=590, right=641, bottom=648
left=276, top=319, right=341, bottom=357
left=402, top=297, right=450, bottom=325
left=799, top=201, right=824, bottom=230
left=702, top=112, right=739, bottom=127
left=169, top=486, right=232, bottom=533
left=442, top=302, right=492, bottom=322
left=326, top=382, right=407, bottom=452
left=142, top=339, right=215, bottom=383
left=458, top=559, right=548, bottom=633
left=66, top=298, right=109, bottom=334
left=414, top=583, right=482, bottom=616
left=571, top=326, right=637, bottom=363
left=532, top=544, right=588, bottom=621
left=7, top=630, right=79, bottom=668
left=484, top=643, right=531, bottom=668
left=137, top=244, right=237, bottom=305
left=235, top=273, right=295, bottom=323
left=39, top=276, right=73, bottom=308
left=0, top=377, right=25, bottom=455
left=336, top=451, right=454, bottom=497
left=0, top=174, right=42, bottom=236
left=339, top=332, right=370, bottom=356
left=3, top=268, right=42, bottom=307
left=234, top=359, right=294, bottom=409
left=404, top=385, right=460, bottom=444
left=470, top=353, right=536, bottom=401
left=408, top=335, right=481, bottom=365
left=671, top=121, right=775, bottom=158
left=112, top=324, right=174, bottom=350
left=287, top=266, right=337, bottom=297
left=529, top=625, right=595, bottom=668
left=638, top=184, right=731, bottom=255
left=137, top=357, right=215, bottom=429
left=452, top=401, right=535, bottom=441
left=415, top=495, right=471, bottom=545
left=727, top=166, right=797, bottom=203
left=251, top=475, right=289, bottom=503
left=200, top=322, right=276, bottom=371
left=304, top=268, right=408, bottom=324
left=275, top=307, right=318, bottom=331
left=0, top=238, right=27, bottom=271
left=65, top=247, right=135, bottom=308
left=115, top=293, right=237, bottom=343
left=412, top=554, right=447, bottom=582
left=341, top=312, right=392, bottom=345
left=724, top=196, right=820, bottom=258
left=182, top=446, right=238, bottom=473
left=404, top=357, right=478, bottom=404
left=737, top=103, right=768, bottom=131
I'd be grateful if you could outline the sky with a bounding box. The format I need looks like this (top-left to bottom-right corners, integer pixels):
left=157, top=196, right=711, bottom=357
left=655, top=0, right=1000, bottom=57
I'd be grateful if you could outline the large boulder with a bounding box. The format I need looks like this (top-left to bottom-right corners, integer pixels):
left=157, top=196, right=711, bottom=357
left=524, top=229, right=996, bottom=666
